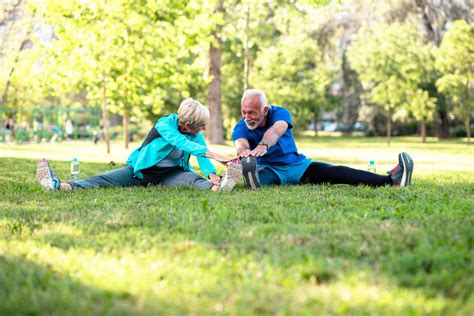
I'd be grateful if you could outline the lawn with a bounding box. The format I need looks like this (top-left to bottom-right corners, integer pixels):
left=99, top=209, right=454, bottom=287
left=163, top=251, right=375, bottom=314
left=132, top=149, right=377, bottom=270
left=0, top=137, right=473, bottom=315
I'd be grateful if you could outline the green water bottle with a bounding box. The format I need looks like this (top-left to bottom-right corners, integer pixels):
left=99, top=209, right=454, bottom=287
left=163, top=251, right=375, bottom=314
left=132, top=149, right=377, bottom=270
left=368, top=160, right=376, bottom=173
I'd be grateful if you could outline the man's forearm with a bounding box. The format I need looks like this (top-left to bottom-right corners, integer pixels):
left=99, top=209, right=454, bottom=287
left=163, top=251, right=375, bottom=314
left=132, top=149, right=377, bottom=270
left=236, top=143, right=250, bottom=156
left=235, top=138, right=251, bottom=156
left=260, top=130, right=279, bottom=148
left=259, top=121, right=288, bottom=149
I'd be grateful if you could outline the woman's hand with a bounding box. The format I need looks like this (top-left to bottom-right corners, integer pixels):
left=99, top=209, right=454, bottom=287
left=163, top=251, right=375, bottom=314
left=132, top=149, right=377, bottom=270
left=205, top=151, right=237, bottom=164
left=208, top=173, right=221, bottom=186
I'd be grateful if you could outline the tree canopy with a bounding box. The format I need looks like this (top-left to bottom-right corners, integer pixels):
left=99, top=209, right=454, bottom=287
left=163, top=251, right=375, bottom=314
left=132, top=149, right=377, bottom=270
left=1, top=0, right=472, bottom=145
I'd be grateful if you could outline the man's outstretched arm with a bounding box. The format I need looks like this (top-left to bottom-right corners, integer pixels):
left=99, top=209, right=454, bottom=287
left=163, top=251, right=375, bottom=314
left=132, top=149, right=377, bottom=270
left=235, top=138, right=251, bottom=158
left=251, top=120, right=288, bottom=157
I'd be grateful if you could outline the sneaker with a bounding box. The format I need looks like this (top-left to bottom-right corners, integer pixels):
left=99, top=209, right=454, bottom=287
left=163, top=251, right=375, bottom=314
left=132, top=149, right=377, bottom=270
left=240, top=156, right=260, bottom=189
left=218, top=162, right=242, bottom=192
left=36, top=158, right=61, bottom=191
left=390, top=152, right=414, bottom=187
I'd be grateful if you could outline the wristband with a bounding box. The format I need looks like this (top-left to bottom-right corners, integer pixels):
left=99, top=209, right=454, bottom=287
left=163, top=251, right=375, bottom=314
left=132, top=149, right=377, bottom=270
left=258, top=140, right=269, bottom=149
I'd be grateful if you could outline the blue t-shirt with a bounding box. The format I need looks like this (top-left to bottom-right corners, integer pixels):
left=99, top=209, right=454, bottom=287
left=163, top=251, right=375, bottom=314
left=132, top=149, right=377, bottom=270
left=232, top=105, right=307, bottom=166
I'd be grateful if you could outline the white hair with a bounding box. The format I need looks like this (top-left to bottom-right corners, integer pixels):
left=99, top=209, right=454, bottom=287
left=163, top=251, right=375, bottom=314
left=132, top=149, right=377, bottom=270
left=241, top=89, right=268, bottom=109
left=177, top=98, right=210, bottom=127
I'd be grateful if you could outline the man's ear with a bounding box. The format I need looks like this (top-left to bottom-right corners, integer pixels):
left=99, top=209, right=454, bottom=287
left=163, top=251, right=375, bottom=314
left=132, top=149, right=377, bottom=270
left=263, top=106, right=269, bottom=116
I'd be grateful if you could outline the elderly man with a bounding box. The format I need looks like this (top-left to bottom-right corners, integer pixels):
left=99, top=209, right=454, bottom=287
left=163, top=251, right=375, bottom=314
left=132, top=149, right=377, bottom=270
left=232, top=89, right=414, bottom=189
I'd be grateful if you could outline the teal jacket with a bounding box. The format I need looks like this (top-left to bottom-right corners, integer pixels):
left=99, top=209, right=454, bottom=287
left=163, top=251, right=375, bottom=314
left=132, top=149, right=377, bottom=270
left=126, top=114, right=216, bottom=179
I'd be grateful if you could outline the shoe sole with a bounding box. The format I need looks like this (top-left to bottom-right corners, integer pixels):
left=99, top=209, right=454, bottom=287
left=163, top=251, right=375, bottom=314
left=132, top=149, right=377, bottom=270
left=400, top=152, right=414, bottom=187
left=406, top=153, right=414, bottom=185
left=36, top=159, right=59, bottom=191
left=241, top=156, right=260, bottom=189
left=218, top=163, right=242, bottom=192
left=36, top=159, right=53, bottom=190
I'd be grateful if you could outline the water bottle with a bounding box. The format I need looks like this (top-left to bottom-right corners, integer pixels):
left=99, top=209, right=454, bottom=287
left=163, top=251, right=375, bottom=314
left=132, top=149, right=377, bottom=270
left=71, top=157, right=80, bottom=180
left=368, top=160, right=376, bottom=173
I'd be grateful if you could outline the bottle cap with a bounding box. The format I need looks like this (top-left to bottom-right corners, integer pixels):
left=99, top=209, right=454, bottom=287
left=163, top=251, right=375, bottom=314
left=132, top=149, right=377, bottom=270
left=72, top=157, right=78, bottom=162
left=369, top=160, right=374, bottom=164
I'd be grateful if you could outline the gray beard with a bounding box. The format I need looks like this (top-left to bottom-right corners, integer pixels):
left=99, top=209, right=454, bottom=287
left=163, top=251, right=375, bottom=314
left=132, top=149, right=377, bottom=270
left=245, top=116, right=264, bottom=130
left=245, top=121, right=258, bottom=130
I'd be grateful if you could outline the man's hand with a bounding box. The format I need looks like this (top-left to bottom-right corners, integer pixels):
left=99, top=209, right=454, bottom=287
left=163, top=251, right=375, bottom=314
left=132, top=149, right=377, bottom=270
left=237, top=148, right=252, bottom=158
left=250, top=144, right=267, bottom=157
left=235, top=138, right=251, bottom=158
left=208, top=173, right=221, bottom=186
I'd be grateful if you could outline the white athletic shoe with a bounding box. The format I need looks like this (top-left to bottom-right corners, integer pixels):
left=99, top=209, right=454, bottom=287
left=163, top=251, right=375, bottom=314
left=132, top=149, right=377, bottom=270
left=218, top=162, right=242, bottom=192
left=36, top=158, right=61, bottom=191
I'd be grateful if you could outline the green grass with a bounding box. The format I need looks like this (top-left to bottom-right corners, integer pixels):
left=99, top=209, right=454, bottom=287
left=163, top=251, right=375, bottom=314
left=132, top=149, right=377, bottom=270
left=0, top=138, right=473, bottom=315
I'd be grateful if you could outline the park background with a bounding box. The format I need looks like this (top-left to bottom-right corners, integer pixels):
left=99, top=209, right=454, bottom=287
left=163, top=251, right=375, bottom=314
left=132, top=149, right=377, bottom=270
left=1, top=0, right=473, bottom=147
left=1, top=0, right=473, bottom=315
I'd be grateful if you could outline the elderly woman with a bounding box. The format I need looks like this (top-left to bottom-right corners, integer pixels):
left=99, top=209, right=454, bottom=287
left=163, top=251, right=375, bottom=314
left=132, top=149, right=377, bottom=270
left=36, top=98, right=242, bottom=192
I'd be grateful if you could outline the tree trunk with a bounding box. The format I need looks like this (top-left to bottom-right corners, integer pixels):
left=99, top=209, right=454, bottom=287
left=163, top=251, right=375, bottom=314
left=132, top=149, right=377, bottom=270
left=463, top=86, right=471, bottom=144
left=313, top=112, right=318, bottom=137
left=415, top=0, right=441, bottom=46
left=1, top=9, right=33, bottom=109
left=102, top=74, right=111, bottom=154
left=386, top=109, right=392, bottom=146
left=123, top=108, right=130, bottom=149
left=437, top=110, right=450, bottom=139
left=207, top=0, right=225, bottom=144
left=464, top=116, right=471, bottom=144
left=421, top=117, right=426, bottom=143
left=341, top=51, right=362, bottom=128
left=243, top=3, right=250, bottom=90
left=123, top=88, right=130, bottom=150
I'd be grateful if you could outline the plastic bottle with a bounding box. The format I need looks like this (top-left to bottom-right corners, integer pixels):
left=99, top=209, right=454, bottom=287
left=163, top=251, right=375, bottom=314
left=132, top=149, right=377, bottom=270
left=368, top=160, right=376, bottom=173
left=71, top=157, right=80, bottom=180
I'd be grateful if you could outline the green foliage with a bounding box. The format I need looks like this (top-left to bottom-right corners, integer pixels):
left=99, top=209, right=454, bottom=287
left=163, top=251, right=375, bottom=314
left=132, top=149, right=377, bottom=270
left=252, top=4, right=340, bottom=129
left=0, top=0, right=44, bottom=111
left=436, top=20, right=474, bottom=139
left=0, top=138, right=473, bottom=314
left=30, top=1, right=212, bottom=120
left=408, top=89, right=436, bottom=122
left=216, top=1, right=339, bottom=134
left=2, top=1, right=471, bottom=142
left=348, top=23, right=436, bottom=123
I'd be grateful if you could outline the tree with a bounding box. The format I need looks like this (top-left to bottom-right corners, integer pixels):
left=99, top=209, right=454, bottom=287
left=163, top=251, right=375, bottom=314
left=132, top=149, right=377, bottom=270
left=409, top=0, right=474, bottom=138
left=348, top=22, right=435, bottom=144
left=212, top=0, right=333, bottom=140
left=436, top=20, right=474, bottom=144
left=249, top=2, right=339, bottom=131
left=254, top=31, right=338, bottom=130
left=32, top=0, right=210, bottom=151
left=0, top=0, right=34, bottom=110
left=408, top=89, right=436, bottom=142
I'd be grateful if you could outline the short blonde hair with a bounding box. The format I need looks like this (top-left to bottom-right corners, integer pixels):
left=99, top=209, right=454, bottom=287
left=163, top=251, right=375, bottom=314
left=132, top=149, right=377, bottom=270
left=177, top=98, right=210, bottom=127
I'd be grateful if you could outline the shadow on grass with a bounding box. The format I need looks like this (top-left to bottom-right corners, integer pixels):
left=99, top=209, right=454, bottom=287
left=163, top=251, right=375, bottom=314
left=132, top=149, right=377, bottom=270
left=0, top=237, right=454, bottom=314
left=0, top=255, right=184, bottom=314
